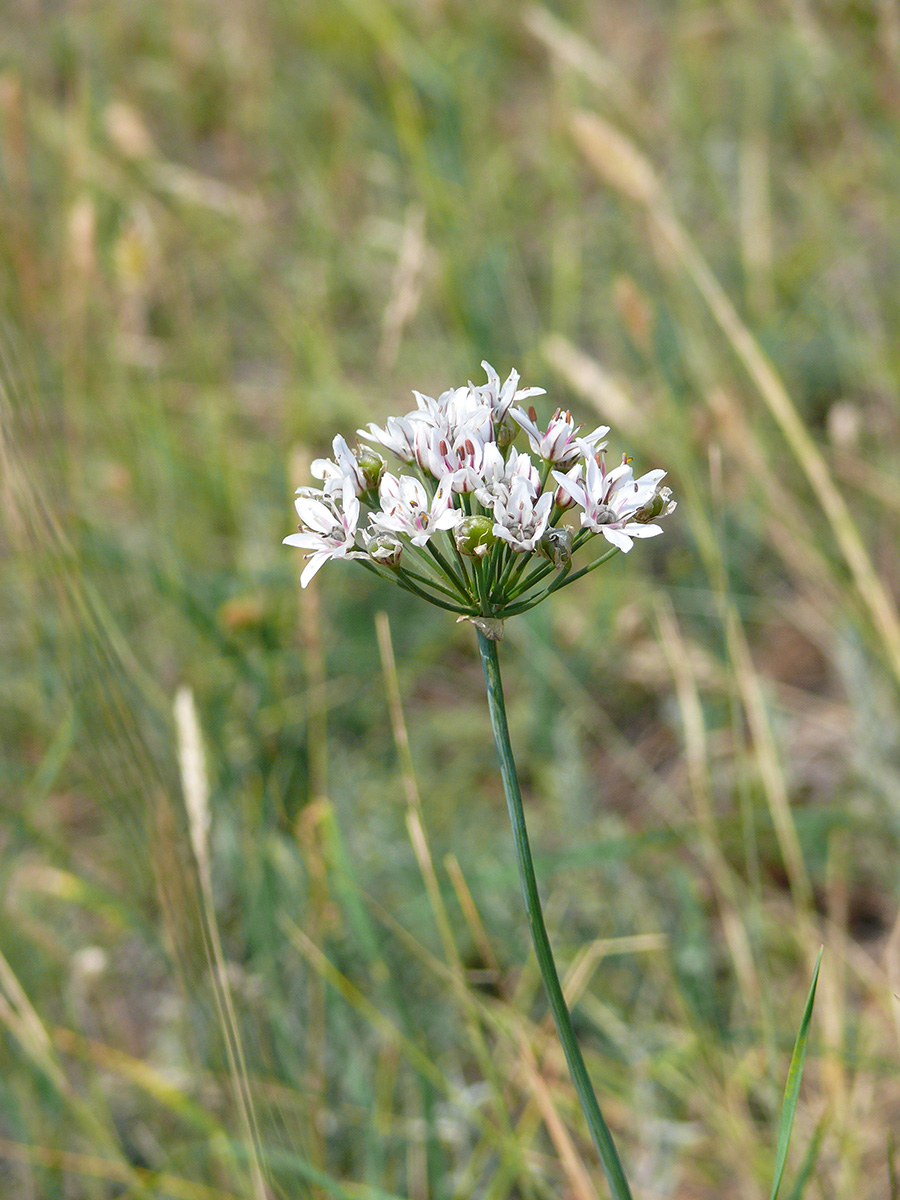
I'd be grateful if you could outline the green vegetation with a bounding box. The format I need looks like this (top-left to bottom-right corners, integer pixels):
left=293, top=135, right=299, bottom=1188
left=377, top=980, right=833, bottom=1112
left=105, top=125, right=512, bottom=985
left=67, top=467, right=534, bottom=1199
left=2, top=2, right=900, bottom=1196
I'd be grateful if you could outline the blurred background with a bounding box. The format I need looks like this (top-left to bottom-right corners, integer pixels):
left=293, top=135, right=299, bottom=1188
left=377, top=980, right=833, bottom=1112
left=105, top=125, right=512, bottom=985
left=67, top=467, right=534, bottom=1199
left=3, top=1, right=900, bottom=1197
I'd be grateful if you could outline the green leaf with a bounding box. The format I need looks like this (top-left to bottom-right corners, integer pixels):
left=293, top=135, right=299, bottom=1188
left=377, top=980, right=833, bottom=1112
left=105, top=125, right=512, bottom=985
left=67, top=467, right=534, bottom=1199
left=770, top=947, right=823, bottom=1200
left=783, top=1117, right=825, bottom=1200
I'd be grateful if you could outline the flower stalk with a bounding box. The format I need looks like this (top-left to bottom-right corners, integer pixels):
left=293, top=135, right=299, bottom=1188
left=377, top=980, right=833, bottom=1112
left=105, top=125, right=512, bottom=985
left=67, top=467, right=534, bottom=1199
left=477, top=630, right=633, bottom=1200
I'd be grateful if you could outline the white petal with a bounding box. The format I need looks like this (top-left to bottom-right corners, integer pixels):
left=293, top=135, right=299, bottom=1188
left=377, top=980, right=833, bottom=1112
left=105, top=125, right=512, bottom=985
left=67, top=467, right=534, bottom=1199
left=605, top=461, right=634, bottom=491
left=509, top=406, right=540, bottom=440
left=284, top=532, right=329, bottom=550
left=582, top=424, right=610, bottom=443
left=600, top=527, right=634, bottom=552
left=636, top=468, right=666, bottom=488
left=551, top=470, right=586, bottom=506
left=294, top=498, right=337, bottom=533
left=300, top=551, right=331, bottom=588
left=481, top=361, right=500, bottom=389
left=369, top=513, right=407, bottom=536
left=534, top=492, right=554, bottom=519
left=342, top=487, right=360, bottom=528
left=498, top=368, right=520, bottom=406
left=432, top=507, right=463, bottom=530
left=622, top=522, right=664, bottom=538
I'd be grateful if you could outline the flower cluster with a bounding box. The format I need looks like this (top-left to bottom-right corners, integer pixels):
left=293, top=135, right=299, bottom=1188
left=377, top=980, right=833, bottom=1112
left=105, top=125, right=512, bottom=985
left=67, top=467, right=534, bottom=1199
left=285, top=363, right=675, bottom=625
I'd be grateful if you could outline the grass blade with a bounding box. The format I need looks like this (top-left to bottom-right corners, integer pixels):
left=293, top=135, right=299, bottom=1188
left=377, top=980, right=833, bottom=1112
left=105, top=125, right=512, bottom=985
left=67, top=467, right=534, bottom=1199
left=770, top=948, right=823, bottom=1200
left=783, top=1117, right=825, bottom=1200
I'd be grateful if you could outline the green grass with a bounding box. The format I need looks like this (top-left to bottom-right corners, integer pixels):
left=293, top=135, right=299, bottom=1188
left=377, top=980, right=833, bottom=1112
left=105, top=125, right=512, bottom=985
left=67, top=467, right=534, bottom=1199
left=2, top=2, right=900, bottom=1197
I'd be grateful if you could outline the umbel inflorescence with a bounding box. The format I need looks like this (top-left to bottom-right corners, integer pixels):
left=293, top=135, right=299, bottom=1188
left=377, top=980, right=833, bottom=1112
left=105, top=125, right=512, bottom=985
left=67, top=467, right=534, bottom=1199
left=285, top=363, right=675, bottom=630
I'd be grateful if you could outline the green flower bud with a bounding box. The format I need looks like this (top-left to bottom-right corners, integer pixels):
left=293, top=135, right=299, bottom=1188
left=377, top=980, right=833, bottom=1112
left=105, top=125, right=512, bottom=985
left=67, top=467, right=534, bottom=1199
left=495, top=418, right=518, bottom=450
left=633, top=486, right=676, bottom=524
left=454, top=514, right=496, bottom=559
left=367, top=534, right=403, bottom=567
left=538, top=525, right=573, bottom=568
left=356, top=447, right=386, bottom=493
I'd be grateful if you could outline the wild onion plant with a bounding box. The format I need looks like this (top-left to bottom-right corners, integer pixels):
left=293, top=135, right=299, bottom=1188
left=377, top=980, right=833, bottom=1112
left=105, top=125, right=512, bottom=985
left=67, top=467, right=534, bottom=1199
left=285, top=363, right=675, bottom=1197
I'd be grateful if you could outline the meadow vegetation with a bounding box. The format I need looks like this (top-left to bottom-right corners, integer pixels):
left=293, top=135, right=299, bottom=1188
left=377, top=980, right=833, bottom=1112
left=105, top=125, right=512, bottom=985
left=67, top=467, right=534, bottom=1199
left=2, top=2, right=900, bottom=1197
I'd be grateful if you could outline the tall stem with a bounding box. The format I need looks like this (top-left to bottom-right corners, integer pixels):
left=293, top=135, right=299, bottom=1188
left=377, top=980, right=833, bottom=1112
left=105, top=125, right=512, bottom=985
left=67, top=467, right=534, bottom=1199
left=476, top=630, right=633, bottom=1200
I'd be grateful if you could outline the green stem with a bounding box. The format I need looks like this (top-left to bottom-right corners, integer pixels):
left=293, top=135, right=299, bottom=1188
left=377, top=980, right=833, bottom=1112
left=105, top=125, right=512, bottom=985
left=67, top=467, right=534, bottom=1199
left=401, top=564, right=472, bottom=604
left=472, top=555, right=488, bottom=610
left=490, top=544, right=521, bottom=602
left=363, top=563, right=475, bottom=615
left=476, top=631, right=633, bottom=1200
left=426, top=539, right=470, bottom=597
left=404, top=541, right=472, bottom=599
left=482, top=536, right=503, bottom=599
left=505, top=557, right=557, bottom=602
left=449, top=534, right=475, bottom=599
left=545, top=544, right=620, bottom=592
left=507, top=544, right=621, bottom=613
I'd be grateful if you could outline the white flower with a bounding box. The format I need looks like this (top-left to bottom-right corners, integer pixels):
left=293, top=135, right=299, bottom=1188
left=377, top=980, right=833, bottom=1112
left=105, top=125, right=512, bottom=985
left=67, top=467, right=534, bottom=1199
left=360, top=387, right=491, bottom=472
left=510, top=406, right=609, bottom=466
left=551, top=461, right=584, bottom=510
left=359, top=363, right=545, bottom=473
left=283, top=477, right=365, bottom=587
left=412, top=384, right=492, bottom=439
left=310, top=434, right=366, bottom=497
left=474, top=448, right=552, bottom=553
left=553, top=455, right=669, bottom=552
left=417, top=425, right=490, bottom=492
left=473, top=445, right=541, bottom=509
left=370, top=472, right=463, bottom=547
left=478, top=361, right=546, bottom=423
left=357, top=413, right=425, bottom=463
left=289, top=363, right=674, bottom=600
left=491, top=476, right=554, bottom=553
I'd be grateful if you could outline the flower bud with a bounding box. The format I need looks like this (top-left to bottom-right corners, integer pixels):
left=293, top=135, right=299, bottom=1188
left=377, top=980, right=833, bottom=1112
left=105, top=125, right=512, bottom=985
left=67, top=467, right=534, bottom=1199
left=495, top=417, right=518, bottom=450
left=538, top=525, right=573, bottom=568
left=633, top=485, right=676, bottom=524
left=356, top=447, right=386, bottom=493
left=552, top=465, right=582, bottom=510
left=367, top=534, right=403, bottom=567
left=454, top=514, right=496, bottom=559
